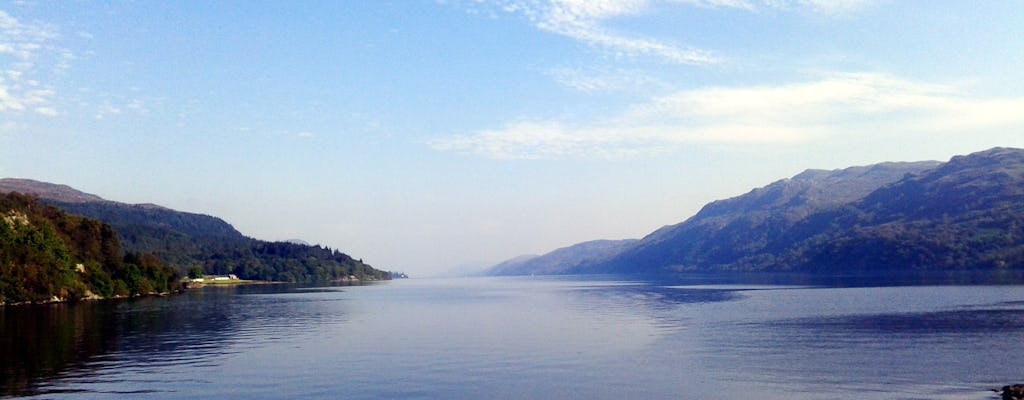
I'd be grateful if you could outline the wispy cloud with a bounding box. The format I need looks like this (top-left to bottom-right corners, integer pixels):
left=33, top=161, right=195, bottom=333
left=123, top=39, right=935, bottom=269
left=428, top=73, right=1024, bottom=160
left=538, top=0, right=717, bottom=65
left=681, top=0, right=877, bottom=15
left=0, top=9, right=63, bottom=116
left=452, top=0, right=877, bottom=66
left=456, top=0, right=718, bottom=65
left=779, top=0, right=878, bottom=16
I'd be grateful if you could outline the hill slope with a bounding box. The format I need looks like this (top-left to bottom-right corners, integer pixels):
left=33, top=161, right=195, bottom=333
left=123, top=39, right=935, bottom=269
left=585, top=147, right=1023, bottom=273
left=486, top=239, right=638, bottom=276
left=0, top=179, right=389, bottom=282
left=487, top=147, right=1024, bottom=276
left=1, top=192, right=180, bottom=304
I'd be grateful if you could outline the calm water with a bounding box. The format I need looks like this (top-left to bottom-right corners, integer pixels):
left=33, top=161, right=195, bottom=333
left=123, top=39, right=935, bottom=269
left=3, top=274, right=1024, bottom=399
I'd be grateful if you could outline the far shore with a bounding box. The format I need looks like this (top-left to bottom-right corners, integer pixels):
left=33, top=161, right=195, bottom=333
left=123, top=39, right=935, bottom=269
left=184, top=279, right=285, bottom=288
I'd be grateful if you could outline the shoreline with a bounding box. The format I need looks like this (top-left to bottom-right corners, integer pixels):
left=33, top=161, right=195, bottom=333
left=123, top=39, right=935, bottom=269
left=4, top=276, right=387, bottom=306
left=1, top=289, right=185, bottom=307
left=2, top=279, right=285, bottom=306
left=184, top=279, right=285, bottom=288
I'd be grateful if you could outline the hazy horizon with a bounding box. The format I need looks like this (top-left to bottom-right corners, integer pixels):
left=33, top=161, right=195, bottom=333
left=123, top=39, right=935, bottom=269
left=2, top=1, right=1023, bottom=276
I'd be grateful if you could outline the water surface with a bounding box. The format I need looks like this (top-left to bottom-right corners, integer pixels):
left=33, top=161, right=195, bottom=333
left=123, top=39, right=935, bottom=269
left=3, top=275, right=1023, bottom=399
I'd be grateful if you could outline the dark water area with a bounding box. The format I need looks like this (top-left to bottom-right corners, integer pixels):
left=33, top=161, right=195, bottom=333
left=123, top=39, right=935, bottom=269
left=2, top=273, right=1024, bottom=399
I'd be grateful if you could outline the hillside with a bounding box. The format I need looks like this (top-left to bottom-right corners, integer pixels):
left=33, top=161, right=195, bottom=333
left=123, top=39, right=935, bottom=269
left=782, top=147, right=1024, bottom=272
left=1, top=192, right=180, bottom=304
left=0, top=179, right=390, bottom=282
left=486, top=239, right=638, bottom=276
left=603, top=147, right=1023, bottom=273
left=489, top=147, right=1024, bottom=275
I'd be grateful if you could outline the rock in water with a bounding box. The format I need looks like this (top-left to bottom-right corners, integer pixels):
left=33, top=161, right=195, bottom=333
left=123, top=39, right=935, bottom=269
left=999, top=384, right=1024, bottom=400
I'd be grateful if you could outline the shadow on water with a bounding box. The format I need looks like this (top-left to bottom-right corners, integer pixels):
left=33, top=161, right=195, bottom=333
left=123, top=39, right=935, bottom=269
left=775, top=302, right=1024, bottom=336
left=0, top=284, right=310, bottom=398
left=490, top=270, right=1024, bottom=323
left=566, top=279, right=743, bottom=309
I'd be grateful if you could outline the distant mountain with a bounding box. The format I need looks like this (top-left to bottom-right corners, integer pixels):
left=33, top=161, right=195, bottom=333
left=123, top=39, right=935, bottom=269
left=487, top=254, right=540, bottom=275
left=486, top=239, right=638, bottom=276
left=491, top=147, right=1024, bottom=275
left=0, top=179, right=389, bottom=282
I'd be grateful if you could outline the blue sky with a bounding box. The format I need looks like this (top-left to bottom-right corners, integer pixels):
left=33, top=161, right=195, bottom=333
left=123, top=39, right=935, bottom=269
left=2, top=1, right=1023, bottom=276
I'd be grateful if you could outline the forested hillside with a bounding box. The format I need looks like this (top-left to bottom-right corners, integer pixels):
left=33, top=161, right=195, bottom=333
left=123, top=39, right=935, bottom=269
left=0, top=180, right=390, bottom=283
left=1, top=192, right=180, bottom=304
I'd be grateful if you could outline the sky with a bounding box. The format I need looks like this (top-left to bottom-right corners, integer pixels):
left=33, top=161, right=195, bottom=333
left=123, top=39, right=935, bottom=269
left=2, top=1, right=1023, bottom=276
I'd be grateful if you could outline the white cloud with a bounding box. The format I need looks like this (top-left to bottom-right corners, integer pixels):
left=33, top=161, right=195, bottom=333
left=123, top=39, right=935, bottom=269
left=428, top=73, right=1024, bottom=160
left=0, top=10, right=65, bottom=116
left=33, top=106, right=57, bottom=116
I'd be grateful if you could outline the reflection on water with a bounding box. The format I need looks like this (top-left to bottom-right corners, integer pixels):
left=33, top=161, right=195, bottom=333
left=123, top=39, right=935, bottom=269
left=2, top=302, right=118, bottom=397
left=2, top=273, right=1024, bottom=399
left=0, top=284, right=307, bottom=397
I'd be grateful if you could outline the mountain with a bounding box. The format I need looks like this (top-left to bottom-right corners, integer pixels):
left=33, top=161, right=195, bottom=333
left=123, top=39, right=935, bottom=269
left=0, top=179, right=390, bottom=282
left=490, top=147, right=1024, bottom=275
left=486, top=239, right=639, bottom=276
left=588, top=160, right=942, bottom=273
left=784, top=147, right=1024, bottom=272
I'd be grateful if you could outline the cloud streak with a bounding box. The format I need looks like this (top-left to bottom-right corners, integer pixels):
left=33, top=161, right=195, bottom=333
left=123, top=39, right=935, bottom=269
left=428, top=73, right=1024, bottom=160
left=538, top=0, right=717, bottom=65
left=466, top=0, right=718, bottom=65
left=456, top=0, right=878, bottom=66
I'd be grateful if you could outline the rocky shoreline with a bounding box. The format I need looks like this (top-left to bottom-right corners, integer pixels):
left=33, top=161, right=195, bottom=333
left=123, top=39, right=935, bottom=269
left=1, top=289, right=183, bottom=307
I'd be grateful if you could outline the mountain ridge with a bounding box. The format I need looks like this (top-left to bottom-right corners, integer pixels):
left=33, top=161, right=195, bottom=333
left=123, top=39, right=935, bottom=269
left=488, top=147, right=1023, bottom=275
left=0, top=179, right=108, bottom=204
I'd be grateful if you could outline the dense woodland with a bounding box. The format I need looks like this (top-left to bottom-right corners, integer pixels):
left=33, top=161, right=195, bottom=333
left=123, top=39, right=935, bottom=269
left=0, top=188, right=390, bottom=304
left=46, top=199, right=390, bottom=283
left=0, top=192, right=180, bottom=304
